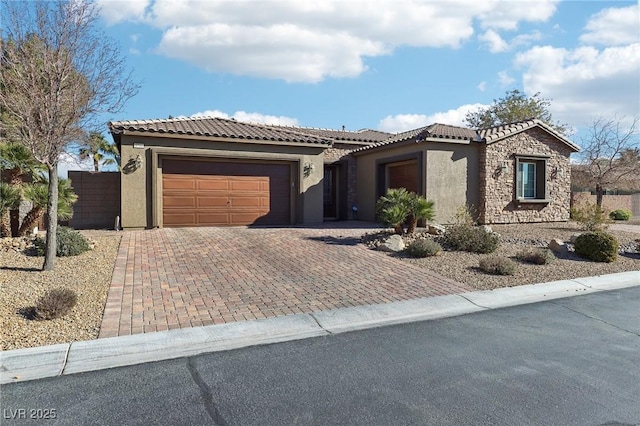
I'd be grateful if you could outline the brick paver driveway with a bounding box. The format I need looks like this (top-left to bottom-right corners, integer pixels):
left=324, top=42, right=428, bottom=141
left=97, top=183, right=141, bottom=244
left=99, top=223, right=471, bottom=338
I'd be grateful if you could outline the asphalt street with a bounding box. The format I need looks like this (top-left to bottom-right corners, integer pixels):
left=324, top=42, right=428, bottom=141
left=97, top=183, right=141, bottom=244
left=2, top=286, right=639, bottom=426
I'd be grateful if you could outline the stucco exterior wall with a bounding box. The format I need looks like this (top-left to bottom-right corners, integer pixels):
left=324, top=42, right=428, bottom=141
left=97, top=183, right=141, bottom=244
left=355, top=141, right=478, bottom=224
left=478, top=128, right=573, bottom=224
left=424, top=145, right=479, bottom=223
left=119, top=134, right=326, bottom=229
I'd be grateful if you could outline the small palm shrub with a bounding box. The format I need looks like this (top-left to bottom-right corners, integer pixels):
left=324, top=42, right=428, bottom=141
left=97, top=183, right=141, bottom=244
left=406, top=238, right=442, bottom=257
left=35, top=288, right=77, bottom=320
left=609, top=209, right=632, bottom=221
left=571, top=203, right=609, bottom=231
left=574, top=232, right=619, bottom=263
left=35, top=226, right=91, bottom=257
left=516, top=248, right=556, bottom=265
left=479, top=256, right=517, bottom=275
left=443, top=225, right=499, bottom=254
left=376, top=188, right=435, bottom=235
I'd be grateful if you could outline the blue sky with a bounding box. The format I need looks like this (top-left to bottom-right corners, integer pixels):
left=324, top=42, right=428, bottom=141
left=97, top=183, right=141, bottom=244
left=60, top=0, right=639, bottom=175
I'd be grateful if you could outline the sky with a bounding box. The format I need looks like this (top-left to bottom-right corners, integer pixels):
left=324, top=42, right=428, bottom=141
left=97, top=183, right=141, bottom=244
left=59, top=0, right=640, bottom=176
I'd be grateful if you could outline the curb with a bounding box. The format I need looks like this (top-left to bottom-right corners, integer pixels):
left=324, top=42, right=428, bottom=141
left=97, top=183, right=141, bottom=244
left=1, top=270, right=638, bottom=385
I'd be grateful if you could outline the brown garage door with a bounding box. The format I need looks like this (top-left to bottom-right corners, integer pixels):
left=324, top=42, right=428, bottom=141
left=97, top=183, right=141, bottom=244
left=387, top=160, right=418, bottom=194
left=162, top=159, right=291, bottom=227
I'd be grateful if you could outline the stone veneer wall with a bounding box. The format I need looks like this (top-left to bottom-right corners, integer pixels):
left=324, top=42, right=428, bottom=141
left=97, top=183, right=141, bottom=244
left=324, top=144, right=358, bottom=218
left=479, top=128, right=573, bottom=224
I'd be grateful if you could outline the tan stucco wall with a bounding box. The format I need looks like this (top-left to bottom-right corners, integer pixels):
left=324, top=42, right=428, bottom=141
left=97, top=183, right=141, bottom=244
left=119, top=134, right=326, bottom=229
left=355, top=141, right=479, bottom=224
left=425, top=145, right=479, bottom=223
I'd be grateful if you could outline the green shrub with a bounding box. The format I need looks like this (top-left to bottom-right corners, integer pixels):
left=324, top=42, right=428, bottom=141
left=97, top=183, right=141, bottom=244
left=574, top=232, right=619, bottom=263
left=406, top=238, right=442, bottom=257
left=443, top=224, right=499, bottom=254
left=35, top=288, right=77, bottom=320
left=35, top=226, right=90, bottom=257
left=571, top=202, right=609, bottom=231
left=609, top=209, right=632, bottom=221
left=479, top=256, right=517, bottom=275
left=516, top=247, right=556, bottom=265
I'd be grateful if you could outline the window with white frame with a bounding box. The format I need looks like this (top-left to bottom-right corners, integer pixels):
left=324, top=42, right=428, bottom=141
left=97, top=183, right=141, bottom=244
left=515, top=156, right=548, bottom=202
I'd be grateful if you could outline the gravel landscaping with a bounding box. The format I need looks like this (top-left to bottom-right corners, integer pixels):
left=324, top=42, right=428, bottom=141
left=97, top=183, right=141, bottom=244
left=0, top=222, right=638, bottom=351
left=0, top=232, right=121, bottom=351
left=364, top=222, right=640, bottom=290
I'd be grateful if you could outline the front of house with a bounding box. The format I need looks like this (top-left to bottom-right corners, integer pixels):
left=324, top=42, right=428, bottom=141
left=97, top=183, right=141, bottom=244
left=107, top=116, right=578, bottom=229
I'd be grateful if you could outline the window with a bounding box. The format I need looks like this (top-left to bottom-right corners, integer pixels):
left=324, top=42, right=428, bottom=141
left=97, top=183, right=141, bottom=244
left=515, top=156, right=548, bottom=202
left=517, top=162, right=536, bottom=198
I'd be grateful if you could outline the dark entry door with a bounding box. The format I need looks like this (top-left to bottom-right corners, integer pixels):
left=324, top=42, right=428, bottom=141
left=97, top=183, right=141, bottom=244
left=323, top=165, right=338, bottom=219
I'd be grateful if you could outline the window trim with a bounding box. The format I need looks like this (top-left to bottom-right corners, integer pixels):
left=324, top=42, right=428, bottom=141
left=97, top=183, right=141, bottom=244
left=514, top=155, right=550, bottom=204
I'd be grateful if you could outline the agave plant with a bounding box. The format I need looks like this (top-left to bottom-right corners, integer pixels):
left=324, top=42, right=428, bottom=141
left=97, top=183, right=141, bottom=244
left=18, top=178, right=78, bottom=236
left=0, top=182, right=22, bottom=237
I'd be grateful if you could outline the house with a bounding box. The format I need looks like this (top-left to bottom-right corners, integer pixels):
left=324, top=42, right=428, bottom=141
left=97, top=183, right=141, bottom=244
left=107, top=116, right=578, bottom=229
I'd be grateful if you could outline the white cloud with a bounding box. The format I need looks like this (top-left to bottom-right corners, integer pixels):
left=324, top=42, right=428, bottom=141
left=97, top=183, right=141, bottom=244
left=58, top=152, right=94, bottom=179
left=190, top=110, right=299, bottom=126
left=479, top=29, right=542, bottom=53
left=129, top=48, right=140, bottom=55
left=97, top=0, right=150, bottom=25
left=498, top=71, right=515, bottom=86
left=515, top=43, right=640, bottom=126
left=479, top=29, right=508, bottom=53
left=98, top=0, right=560, bottom=83
left=477, top=81, right=487, bottom=92
left=580, top=4, right=640, bottom=46
left=377, top=103, right=487, bottom=133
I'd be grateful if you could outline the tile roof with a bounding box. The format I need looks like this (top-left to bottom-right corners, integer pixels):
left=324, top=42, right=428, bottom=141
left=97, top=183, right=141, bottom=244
left=265, top=125, right=391, bottom=143
left=478, top=118, right=580, bottom=151
left=351, top=123, right=478, bottom=153
left=109, top=116, right=332, bottom=146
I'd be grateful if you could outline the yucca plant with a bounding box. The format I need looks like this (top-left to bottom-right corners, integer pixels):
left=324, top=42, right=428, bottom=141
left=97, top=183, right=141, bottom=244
left=18, top=178, right=78, bottom=236
left=0, top=182, right=22, bottom=237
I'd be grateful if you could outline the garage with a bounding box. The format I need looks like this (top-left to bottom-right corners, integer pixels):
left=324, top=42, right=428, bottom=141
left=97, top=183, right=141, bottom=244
left=162, top=159, right=292, bottom=227
left=387, top=160, right=418, bottom=193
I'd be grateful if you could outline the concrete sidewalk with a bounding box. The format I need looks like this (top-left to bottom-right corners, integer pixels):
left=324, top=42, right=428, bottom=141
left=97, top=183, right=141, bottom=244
left=1, top=270, right=638, bottom=385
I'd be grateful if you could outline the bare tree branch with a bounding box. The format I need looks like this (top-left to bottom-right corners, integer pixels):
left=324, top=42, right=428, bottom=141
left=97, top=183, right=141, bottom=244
left=0, top=1, right=139, bottom=270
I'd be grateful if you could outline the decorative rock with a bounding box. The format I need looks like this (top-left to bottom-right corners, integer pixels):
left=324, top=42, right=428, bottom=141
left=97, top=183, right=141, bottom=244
left=378, top=234, right=405, bottom=252
left=479, top=225, right=493, bottom=233
left=427, top=224, right=446, bottom=235
left=548, top=239, right=566, bottom=252
left=569, top=234, right=582, bottom=244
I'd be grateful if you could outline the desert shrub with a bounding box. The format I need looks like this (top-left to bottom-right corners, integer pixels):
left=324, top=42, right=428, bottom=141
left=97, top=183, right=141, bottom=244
left=609, top=209, right=632, bottom=221
left=406, top=238, right=442, bottom=257
left=479, top=256, right=517, bottom=275
left=443, top=224, right=499, bottom=254
left=571, top=202, right=609, bottom=231
left=516, top=247, right=556, bottom=265
left=574, top=232, right=619, bottom=263
left=35, top=226, right=90, bottom=257
left=35, top=288, right=77, bottom=320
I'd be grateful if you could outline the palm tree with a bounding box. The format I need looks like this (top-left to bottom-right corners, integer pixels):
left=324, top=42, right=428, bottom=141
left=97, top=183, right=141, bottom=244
left=18, top=178, right=78, bottom=236
left=0, top=142, right=44, bottom=236
left=376, top=188, right=412, bottom=235
left=79, top=131, right=120, bottom=171
left=0, top=182, right=21, bottom=237
left=406, top=195, right=435, bottom=234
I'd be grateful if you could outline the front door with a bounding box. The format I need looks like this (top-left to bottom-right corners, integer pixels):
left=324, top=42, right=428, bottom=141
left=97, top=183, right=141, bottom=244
left=323, top=165, right=338, bottom=219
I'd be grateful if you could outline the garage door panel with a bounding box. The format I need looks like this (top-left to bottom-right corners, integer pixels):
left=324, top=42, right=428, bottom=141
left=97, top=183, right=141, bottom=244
left=164, top=213, right=197, bottom=227
left=197, top=179, right=229, bottom=191
left=230, top=179, right=264, bottom=192
left=163, top=177, right=196, bottom=190
left=197, top=196, right=230, bottom=207
left=230, top=196, right=265, bottom=207
left=162, top=159, right=291, bottom=227
left=163, top=196, right=196, bottom=208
